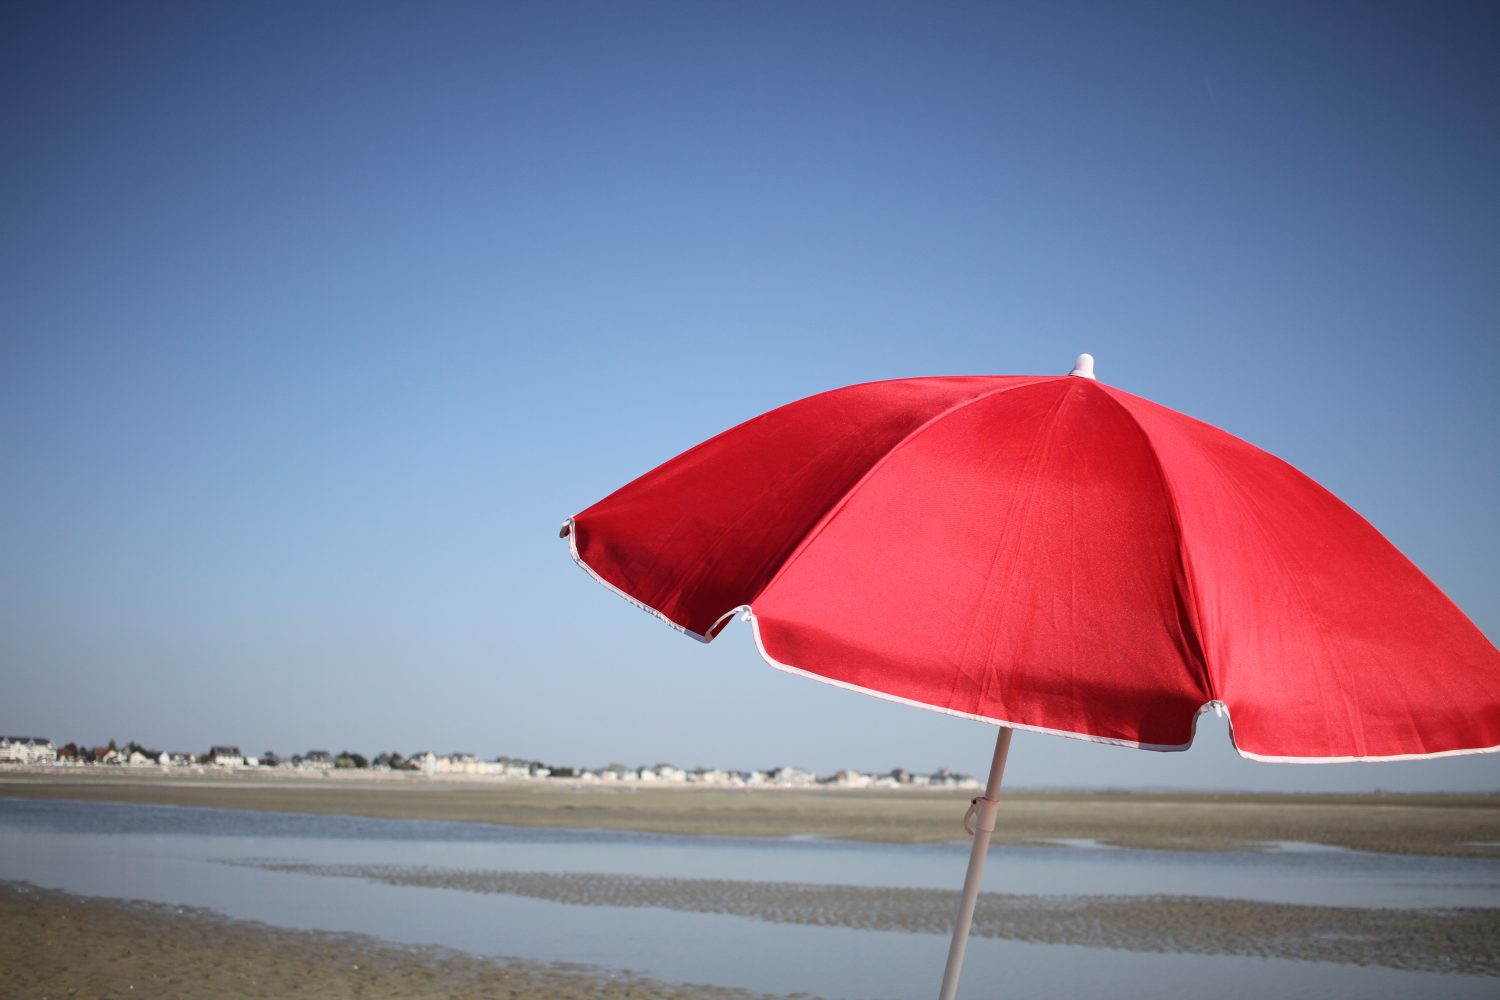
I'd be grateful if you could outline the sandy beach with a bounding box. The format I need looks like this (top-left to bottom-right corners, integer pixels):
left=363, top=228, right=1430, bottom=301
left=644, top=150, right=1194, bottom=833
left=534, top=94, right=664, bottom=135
left=0, top=880, right=814, bottom=1000
left=4, top=773, right=1499, bottom=996
left=2, top=768, right=1497, bottom=856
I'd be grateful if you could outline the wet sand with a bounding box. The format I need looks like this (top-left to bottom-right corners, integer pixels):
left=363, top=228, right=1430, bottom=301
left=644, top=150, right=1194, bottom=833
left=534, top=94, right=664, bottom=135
left=230, top=860, right=1500, bottom=977
left=2, top=769, right=1497, bottom=856
left=0, top=880, right=816, bottom=1000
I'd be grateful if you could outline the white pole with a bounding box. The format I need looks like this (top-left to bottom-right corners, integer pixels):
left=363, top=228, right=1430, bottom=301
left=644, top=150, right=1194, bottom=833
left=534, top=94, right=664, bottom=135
left=937, top=725, right=1014, bottom=1000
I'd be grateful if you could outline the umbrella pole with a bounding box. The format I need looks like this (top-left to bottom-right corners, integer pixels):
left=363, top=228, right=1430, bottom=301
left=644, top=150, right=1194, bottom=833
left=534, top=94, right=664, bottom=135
left=937, top=725, right=1014, bottom=1000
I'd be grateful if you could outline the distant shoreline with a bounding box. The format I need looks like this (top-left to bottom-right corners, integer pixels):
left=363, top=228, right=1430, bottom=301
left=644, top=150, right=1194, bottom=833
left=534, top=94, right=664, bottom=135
left=3, top=769, right=1496, bottom=857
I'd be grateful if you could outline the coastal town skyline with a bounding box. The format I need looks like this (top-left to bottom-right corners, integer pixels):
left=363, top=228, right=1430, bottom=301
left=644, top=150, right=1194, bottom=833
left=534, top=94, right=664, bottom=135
left=4, top=728, right=1494, bottom=795
left=1, top=734, right=983, bottom=789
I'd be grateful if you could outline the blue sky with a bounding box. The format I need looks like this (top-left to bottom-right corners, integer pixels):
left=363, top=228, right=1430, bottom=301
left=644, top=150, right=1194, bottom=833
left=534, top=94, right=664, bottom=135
left=2, top=2, right=1496, bottom=791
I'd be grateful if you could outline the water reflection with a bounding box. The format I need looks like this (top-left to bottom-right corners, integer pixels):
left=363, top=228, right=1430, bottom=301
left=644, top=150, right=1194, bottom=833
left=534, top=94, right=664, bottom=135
left=2, top=797, right=1496, bottom=1000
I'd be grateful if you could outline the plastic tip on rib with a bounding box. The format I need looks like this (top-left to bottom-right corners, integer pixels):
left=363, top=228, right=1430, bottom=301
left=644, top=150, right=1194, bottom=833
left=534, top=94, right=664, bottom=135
left=1069, top=353, right=1096, bottom=379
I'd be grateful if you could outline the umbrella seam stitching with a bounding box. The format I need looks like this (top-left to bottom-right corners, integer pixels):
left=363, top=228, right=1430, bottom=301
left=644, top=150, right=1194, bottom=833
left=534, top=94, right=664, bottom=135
left=1093, top=385, right=1219, bottom=710
left=749, top=376, right=1062, bottom=608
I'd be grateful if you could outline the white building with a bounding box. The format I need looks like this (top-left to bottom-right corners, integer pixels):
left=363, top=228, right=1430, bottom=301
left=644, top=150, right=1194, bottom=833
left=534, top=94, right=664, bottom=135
left=0, top=736, right=56, bottom=765
left=494, top=757, right=536, bottom=778
left=297, top=750, right=334, bottom=770
left=209, top=746, right=244, bottom=768
left=425, top=753, right=499, bottom=775
left=927, top=769, right=981, bottom=790
left=767, top=766, right=817, bottom=787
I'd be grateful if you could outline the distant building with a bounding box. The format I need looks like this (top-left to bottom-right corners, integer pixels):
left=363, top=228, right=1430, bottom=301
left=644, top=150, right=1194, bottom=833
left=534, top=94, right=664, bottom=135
left=927, top=768, right=981, bottom=790
left=494, top=756, right=536, bottom=778
left=433, top=753, right=503, bottom=776
left=643, top=764, right=687, bottom=783
left=439, top=752, right=476, bottom=774
left=209, top=746, right=244, bottom=768
left=827, top=769, right=873, bottom=788
left=767, top=766, right=816, bottom=787
left=0, top=736, right=56, bottom=765
left=297, top=750, right=334, bottom=770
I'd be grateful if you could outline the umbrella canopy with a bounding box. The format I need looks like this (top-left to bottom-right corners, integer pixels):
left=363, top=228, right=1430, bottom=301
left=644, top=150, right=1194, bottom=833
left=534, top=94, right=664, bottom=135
left=564, top=357, right=1500, bottom=762
left=562, top=355, right=1499, bottom=999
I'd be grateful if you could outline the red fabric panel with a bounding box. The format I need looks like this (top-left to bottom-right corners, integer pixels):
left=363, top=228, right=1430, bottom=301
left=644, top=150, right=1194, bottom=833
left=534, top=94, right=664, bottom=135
left=1105, top=385, right=1500, bottom=759
left=752, top=378, right=1210, bottom=748
left=572, top=377, right=1046, bottom=637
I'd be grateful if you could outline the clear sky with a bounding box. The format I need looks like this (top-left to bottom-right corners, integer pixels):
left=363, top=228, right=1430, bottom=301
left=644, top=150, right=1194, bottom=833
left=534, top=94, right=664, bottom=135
left=2, top=2, right=1496, bottom=791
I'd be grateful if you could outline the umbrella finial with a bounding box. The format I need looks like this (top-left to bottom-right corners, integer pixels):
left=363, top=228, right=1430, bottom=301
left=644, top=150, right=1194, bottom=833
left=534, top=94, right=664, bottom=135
left=1069, top=353, right=1096, bottom=379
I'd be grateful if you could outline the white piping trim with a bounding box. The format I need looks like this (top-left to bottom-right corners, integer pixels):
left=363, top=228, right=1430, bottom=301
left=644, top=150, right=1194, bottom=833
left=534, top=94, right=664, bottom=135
left=1206, top=687, right=1500, bottom=762
left=745, top=612, right=1500, bottom=762
left=561, top=518, right=713, bottom=644
left=741, top=607, right=1198, bottom=753
left=1232, top=742, right=1500, bottom=763
left=562, top=526, right=1500, bottom=763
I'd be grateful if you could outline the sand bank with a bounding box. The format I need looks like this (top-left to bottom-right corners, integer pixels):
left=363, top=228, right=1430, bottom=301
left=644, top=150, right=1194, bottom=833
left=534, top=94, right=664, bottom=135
left=229, top=861, right=1500, bottom=977
left=2, top=770, right=1496, bottom=856
left=0, top=880, right=816, bottom=1000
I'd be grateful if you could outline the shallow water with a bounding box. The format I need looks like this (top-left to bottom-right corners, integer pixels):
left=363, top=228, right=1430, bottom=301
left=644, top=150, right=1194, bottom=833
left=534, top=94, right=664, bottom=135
left=2, top=797, right=1496, bottom=999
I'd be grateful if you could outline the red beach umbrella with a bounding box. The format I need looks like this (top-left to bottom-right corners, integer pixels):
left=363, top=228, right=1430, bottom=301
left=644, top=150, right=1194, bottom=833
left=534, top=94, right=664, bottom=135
left=561, top=354, right=1500, bottom=999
